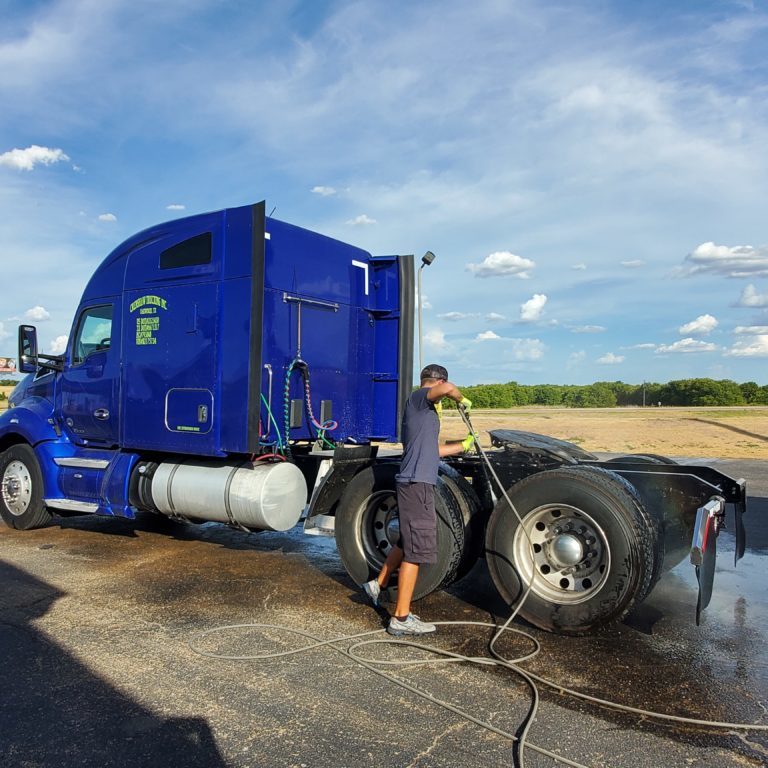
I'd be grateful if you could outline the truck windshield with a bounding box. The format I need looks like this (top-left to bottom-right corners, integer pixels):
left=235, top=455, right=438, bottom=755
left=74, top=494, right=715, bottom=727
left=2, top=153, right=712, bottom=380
left=73, top=305, right=113, bottom=364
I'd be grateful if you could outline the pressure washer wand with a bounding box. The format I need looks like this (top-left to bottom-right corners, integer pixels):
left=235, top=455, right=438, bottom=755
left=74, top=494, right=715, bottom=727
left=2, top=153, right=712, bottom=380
left=458, top=406, right=497, bottom=499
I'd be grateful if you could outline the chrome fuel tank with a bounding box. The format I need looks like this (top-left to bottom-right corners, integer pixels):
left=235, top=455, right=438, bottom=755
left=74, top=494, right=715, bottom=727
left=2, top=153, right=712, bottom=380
left=150, top=460, right=307, bottom=531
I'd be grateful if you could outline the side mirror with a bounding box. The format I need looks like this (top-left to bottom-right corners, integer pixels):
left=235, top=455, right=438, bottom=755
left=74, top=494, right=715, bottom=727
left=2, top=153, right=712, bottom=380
left=18, top=325, right=38, bottom=373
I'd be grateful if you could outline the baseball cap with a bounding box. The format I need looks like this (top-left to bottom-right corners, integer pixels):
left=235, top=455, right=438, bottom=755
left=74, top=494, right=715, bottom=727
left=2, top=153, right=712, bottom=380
left=420, top=364, right=448, bottom=381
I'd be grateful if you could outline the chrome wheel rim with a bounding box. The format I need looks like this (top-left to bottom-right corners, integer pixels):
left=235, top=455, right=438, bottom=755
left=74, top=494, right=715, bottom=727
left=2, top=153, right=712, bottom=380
left=2, top=460, right=33, bottom=516
left=512, top=503, right=610, bottom=604
left=360, top=490, right=399, bottom=565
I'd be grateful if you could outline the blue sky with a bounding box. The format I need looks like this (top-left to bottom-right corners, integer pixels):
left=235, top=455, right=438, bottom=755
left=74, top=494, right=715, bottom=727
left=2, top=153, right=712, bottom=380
left=1, top=0, right=767, bottom=386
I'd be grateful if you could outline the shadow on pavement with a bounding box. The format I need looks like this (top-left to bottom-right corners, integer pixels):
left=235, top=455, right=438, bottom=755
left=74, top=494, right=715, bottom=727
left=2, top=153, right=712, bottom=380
left=0, top=560, right=228, bottom=768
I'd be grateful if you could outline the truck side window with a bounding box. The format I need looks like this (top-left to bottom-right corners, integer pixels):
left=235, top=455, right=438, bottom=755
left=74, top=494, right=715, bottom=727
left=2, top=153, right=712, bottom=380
left=159, top=232, right=212, bottom=269
left=72, top=305, right=113, bottom=364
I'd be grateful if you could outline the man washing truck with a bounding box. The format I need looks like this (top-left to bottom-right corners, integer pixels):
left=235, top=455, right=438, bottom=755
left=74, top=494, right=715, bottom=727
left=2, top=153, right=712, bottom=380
left=1, top=201, right=747, bottom=635
left=363, top=364, right=474, bottom=636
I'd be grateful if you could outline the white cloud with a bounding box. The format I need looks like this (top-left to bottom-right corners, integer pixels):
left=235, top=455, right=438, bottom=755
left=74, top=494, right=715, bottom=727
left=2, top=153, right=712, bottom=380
left=571, top=263, right=587, bottom=271
left=678, top=313, right=718, bottom=335
left=424, top=328, right=448, bottom=349
left=655, top=338, right=718, bottom=354
left=597, top=352, right=624, bottom=364
left=520, top=293, right=547, bottom=322
left=621, top=260, right=644, bottom=268
left=734, top=325, right=768, bottom=334
left=625, top=343, right=656, bottom=349
left=737, top=284, right=768, bottom=307
left=0, top=322, right=9, bottom=341
left=567, top=350, right=586, bottom=368
left=419, top=293, right=432, bottom=310
left=98, top=213, right=117, bottom=222
left=486, top=312, right=506, bottom=322
left=683, top=243, right=768, bottom=278
left=346, top=214, right=376, bottom=226
left=311, top=186, right=337, bottom=196
left=466, top=251, right=535, bottom=279
left=438, top=311, right=477, bottom=321
left=725, top=335, right=768, bottom=357
left=0, top=145, right=69, bottom=171
left=49, top=335, right=68, bottom=355
left=166, top=203, right=186, bottom=211
left=571, top=325, right=606, bottom=334
left=505, top=338, right=545, bottom=361
left=24, top=305, right=50, bottom=322
left=473, top=331, right=544, bottom=360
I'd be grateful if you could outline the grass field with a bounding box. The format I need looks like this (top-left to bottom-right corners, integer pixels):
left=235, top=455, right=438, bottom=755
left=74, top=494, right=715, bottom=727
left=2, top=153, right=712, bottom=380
left=438, top=406, right=768, bottom=460
left=1, top=385, right=766, bottom=459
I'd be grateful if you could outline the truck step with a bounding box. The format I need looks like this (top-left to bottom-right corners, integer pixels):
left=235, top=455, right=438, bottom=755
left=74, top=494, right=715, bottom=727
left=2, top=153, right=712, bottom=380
left=303, top=514, right=335, bottom=536
left=44, top=499, right=100, bottom=514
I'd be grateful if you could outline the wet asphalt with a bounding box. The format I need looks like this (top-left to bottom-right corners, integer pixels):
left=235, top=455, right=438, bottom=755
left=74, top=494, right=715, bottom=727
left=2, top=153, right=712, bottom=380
left=0, top=458, right=766, bottom=768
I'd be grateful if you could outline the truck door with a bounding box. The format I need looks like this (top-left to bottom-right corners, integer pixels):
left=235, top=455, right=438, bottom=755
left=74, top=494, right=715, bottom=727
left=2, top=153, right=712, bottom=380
left=59, top=301, right=121, bottom=447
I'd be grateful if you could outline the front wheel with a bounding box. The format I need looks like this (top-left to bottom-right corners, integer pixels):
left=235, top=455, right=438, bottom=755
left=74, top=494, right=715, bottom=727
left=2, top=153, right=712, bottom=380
left=485, top=466, right=658, bottom=634
left=0, top=444, right=52, bottom=530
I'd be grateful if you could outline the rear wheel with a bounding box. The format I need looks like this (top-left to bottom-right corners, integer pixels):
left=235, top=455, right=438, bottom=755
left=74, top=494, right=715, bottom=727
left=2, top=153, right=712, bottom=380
left=0, top=444, right=52, bottom=530
left=334, top=464, right=465, bottom=601
left=438, top=464, right=485, bottom=581
left=486, top=466, right=657, bottom=634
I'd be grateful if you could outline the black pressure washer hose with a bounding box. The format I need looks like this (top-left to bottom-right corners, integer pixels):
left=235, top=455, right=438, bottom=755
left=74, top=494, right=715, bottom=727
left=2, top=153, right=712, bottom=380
left=189, top=407, right=768, bottom=768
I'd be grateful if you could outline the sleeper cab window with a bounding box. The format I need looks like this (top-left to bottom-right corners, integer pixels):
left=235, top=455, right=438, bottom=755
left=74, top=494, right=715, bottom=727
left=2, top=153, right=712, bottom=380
left=73, top=305, right=114, bottom=364
left=160, top=232, right=212, bottom=270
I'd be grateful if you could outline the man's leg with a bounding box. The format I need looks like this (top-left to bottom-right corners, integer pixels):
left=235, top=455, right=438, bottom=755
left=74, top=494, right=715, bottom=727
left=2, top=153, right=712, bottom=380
left=394, top=560, right=418, bottom=619
left=377, top=544, right=404, bottom=588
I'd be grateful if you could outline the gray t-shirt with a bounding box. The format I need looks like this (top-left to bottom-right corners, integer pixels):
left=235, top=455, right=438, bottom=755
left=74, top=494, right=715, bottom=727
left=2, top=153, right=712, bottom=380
left=396, top=387, right=440, bottom=485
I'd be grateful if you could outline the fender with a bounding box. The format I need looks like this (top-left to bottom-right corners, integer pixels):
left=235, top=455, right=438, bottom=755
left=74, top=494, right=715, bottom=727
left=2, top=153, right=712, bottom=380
left=0, top=401, right=76, bottom=501
left=0, top=398, right=60, bottom=448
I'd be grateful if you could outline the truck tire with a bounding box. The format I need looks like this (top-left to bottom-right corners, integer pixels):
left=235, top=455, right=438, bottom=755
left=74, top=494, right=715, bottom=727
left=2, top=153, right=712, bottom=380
left=0, top=444, right=52, bottom=530
left=485, top=466, right=658, bottom=635
left=604, top=454, right=671, bottom=600
left=334, top=463, right=465, bottom=602
left=438, top=464, right=485, bottom=582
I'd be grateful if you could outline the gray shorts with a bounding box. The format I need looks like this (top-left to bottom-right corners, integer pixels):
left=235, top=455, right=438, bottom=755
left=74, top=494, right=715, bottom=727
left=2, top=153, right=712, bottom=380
left=396, top=481, right=437, bottom=565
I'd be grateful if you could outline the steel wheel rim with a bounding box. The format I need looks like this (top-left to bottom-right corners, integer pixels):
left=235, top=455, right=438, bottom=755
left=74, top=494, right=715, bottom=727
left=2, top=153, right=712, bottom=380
left=512, top=503, right=610, bottom=604
left=2, top=460, right=33, bottom=516
left=359, top=490, right=399, bottom=566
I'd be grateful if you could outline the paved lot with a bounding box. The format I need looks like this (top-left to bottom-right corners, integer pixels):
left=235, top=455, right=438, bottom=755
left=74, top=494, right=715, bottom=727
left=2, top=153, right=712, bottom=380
left=1, top=459, right=766, bottom=768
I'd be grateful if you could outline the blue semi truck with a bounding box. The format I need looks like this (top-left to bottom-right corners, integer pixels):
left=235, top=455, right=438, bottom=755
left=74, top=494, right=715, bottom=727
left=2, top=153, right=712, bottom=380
left=0, top=202, right=748, bottom=633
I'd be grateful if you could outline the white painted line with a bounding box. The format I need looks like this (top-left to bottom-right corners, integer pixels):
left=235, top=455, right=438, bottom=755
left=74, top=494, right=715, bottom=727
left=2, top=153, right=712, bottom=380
left=352, top=259, right=369, bottom=295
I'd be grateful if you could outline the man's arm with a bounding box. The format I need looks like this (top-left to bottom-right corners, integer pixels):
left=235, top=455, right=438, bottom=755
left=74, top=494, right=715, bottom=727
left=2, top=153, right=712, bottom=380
left=426, top=380, right=463, bottom=404
left=439, top=440, right=467, bottom=458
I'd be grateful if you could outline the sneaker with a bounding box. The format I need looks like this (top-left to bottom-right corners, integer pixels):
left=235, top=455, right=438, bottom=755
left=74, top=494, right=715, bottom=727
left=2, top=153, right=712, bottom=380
left=387, top=613, right=437, bottom=637
left=363, top=579, right=381, bottom=607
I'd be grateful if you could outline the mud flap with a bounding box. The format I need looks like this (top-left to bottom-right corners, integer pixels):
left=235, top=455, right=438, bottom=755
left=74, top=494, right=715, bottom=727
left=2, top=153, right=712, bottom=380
left=695, top=522, right=716, bottom=624
left=690, top=498, right=723, bottom=624
left=734, top=497, right=746, bottom=566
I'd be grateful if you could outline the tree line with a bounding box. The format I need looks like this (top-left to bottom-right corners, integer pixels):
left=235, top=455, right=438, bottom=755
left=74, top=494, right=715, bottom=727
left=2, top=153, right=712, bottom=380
left=3, top=377, right=767, bottom=409
left=443, top=379, right=768, bottom=408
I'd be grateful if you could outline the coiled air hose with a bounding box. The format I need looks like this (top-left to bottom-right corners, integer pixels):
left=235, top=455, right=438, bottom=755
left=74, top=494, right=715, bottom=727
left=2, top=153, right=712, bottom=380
left=189, top=407, right=767, bottom=768
left=282, top=357, right=338, bottom=456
